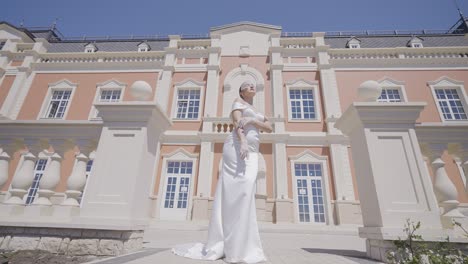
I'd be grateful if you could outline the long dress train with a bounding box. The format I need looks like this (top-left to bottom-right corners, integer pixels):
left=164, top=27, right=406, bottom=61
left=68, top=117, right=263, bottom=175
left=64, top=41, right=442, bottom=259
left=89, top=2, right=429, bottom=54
left=172, top=101, right=267, bottom=263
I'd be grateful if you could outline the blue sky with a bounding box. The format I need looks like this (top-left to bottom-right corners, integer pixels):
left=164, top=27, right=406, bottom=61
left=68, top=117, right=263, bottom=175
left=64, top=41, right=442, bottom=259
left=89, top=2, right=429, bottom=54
left=1, top=0, right=467, bottom=38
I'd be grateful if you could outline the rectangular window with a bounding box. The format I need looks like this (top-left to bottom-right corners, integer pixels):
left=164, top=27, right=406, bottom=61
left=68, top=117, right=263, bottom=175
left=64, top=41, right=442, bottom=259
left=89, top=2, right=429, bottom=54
left=25, top=159, right=48, bottom=205
left=289, top=89, right=316, bottom=119
left=0, top=42, right=5, bottom=50
left=294, top=163, right=325, bottom=223
left=164, top=161, right=193, bottom=209
left=45, top=90, right=72, bottom=118
left=435, top=89, right=467, bottom=120
left=378, top=89, right=401, bottom=102
left=99, top=89, right=121, bottom=102
left=176, top=89, right=200, bottom=119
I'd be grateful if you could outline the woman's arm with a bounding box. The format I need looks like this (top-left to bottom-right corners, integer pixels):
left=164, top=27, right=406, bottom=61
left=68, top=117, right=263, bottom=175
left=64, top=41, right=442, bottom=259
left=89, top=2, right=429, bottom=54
left=232, top=109, right=249, bottom=159
left=239, top=116, right=273, bottom=133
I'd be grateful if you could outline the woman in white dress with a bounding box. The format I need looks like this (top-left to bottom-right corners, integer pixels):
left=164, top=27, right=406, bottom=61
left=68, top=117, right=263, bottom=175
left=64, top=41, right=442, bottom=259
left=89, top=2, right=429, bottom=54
left=172, top=80, right=272, bottom=263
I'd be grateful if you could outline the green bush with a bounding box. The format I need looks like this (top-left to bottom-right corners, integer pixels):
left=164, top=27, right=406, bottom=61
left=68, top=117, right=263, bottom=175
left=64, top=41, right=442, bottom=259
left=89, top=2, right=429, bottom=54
left=386, top=219, right=468, bottom=264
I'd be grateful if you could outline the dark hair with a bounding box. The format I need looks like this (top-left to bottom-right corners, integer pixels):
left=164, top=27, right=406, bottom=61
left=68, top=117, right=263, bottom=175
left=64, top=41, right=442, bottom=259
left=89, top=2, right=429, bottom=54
left=239, top=86, right=244, bottom=99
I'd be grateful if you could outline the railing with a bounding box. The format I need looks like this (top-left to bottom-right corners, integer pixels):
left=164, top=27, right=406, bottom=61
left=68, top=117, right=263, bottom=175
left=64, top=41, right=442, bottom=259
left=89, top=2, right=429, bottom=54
left=38, top=52, right=165, bottom=64
left=281, top=29, right=466, bottom=38
left=328, top=47, right=468, bottom=61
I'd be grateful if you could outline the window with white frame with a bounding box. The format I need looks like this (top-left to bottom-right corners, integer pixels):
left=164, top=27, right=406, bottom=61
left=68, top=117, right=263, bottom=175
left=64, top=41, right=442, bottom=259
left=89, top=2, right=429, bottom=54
left=286, top=79, right=320, bottom=121
left=349, top=44, right=360, bottom=49
left=99, top=89, right=121, bottom=102
left=25, top=159, right=48, bottom=205
left=289, top=89, right=316, bottom=119
left=429, top=77, right=468, bottom=122
left=411, top=43, right=423, bottom=48
left=45, top=90, right=72, bottom=118
left=0, top=41, right=5, bottom=50
left=164, top=161, right=193, bottom=209
left=176, top=89, right=200, bottom=119
left=294, top=163, right=326, bottom=223
left=434, top=89, right=467, bottom=120
left=378, top=88, right=402, bottom=102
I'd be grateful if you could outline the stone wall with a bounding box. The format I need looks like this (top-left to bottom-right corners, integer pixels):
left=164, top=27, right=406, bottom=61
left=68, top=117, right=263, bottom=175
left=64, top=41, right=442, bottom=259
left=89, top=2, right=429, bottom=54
left=0, top=227, right=143, bottom=256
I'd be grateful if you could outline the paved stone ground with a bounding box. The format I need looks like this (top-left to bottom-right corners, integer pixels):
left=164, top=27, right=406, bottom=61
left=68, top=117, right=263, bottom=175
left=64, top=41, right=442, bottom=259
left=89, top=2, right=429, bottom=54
left=85, top=222, right=384, bottom=264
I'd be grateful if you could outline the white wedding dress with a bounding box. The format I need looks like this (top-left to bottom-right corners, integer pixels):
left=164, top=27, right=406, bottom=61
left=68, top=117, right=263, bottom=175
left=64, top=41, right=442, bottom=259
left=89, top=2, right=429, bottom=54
left=172, top=101, right=267, bottom=263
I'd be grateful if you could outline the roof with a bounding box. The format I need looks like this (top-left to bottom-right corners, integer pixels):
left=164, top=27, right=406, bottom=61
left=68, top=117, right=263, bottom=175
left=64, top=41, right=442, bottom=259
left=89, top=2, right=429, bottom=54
left=47, top=40, right=169, bottom=53
left=210, top=21, right=282, bottom=32
left=325, top=34, right=468, bottom=49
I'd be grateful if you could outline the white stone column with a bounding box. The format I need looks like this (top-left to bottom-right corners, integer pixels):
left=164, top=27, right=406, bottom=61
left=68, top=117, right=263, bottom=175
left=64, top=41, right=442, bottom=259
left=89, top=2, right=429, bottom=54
left=329, top=144, right=354, bottom=201
left=192, top=140, right=213, bottom=220
left=0, top=150, right=9, bottom=189
left=4, top=139, right=46, bottom=204
left=61, top=139, right=95, bottom=206
left=33, top=139, right=70, bottom=205
left=425, top=143, right=464, bottom=224
left=273, top=140, right=293, bottom=223
left=79, top=103, right=171, bottom=225
left=62, top=153, right=88, bottom=206
left=335, top=95, right=443, bottom=260
left=269, top=33, right=285, bottom=118
left=204, top=42, right=221, bottom=117
left=4, top=151, right=37, bottom=204
left=154, top=35, right=178, bottom=114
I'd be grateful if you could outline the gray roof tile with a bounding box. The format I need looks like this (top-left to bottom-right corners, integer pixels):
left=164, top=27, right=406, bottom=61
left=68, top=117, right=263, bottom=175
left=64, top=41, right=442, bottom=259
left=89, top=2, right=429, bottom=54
left=48, top=40, right=169, bottom=53
left=325, top=35, right=468, bottom=48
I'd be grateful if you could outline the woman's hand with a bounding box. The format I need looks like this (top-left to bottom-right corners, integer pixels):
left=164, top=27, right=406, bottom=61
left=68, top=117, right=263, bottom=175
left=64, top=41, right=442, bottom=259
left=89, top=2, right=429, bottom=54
left=239, top=141, right=249, bottom=160
left=238, top=117, right=256, bottom=129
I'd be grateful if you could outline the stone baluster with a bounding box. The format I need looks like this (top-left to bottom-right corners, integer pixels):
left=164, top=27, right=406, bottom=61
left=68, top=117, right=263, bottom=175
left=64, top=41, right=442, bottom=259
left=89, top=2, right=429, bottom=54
left=448, top=143, right=468, bottom=195
left=33, top=139, right=71, bottom=205
left=62, top=140, right=95, bottom=206
left=4, top=139, right=47, bottom=204
left=0, top=139, right=23, bottom=202
left=425, top=143, right=465, bottom=224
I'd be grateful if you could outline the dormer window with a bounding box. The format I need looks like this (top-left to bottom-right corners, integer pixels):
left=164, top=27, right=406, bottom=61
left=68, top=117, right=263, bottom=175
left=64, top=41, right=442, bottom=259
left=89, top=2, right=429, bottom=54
left=408, top=37, right=423, bottom=48
left=346, top=37, right=361, bottom=49
left=0, top=41, right=5, bottom=51
left=84, top=43, right=97, bottom=53
left=138, top=42, right=150, bottom=52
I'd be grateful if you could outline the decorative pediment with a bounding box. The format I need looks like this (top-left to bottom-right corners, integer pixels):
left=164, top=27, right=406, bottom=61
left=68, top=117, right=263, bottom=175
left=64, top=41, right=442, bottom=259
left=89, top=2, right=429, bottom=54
left=289, top=149, right=328, bottom=162
left=428, top=76, right=464, bottom=87
left=210, top=21, right=281, bottom=35
left=174, top=79, right=205, bottom=88
left=49, top=79, right=78, bottom=89
left=378, top=77, right=405, bottom=86
left=285, top=78, right=318, bottom=88
left=97, top=79, right=126, bottom=89
left=162, top=147, right=199, bottom=159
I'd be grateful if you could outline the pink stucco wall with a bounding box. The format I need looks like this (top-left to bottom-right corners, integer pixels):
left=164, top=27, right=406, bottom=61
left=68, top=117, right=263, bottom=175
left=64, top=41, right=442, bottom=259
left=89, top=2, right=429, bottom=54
left=0, top=76, right=15, bottom=108
left=17, top=72, right=159, bottom=120
left=335, top=70, right=468, bottom=123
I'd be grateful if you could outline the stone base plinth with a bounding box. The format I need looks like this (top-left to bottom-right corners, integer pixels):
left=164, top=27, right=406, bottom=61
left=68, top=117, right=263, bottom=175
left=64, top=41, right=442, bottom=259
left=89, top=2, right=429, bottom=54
left=275, top=198, right=294, bottom=223
left=333, top=200, right=363, bottom=225
left=191, top=196, right=210, bottom=221
left=0, top=226, right=143, bottom=256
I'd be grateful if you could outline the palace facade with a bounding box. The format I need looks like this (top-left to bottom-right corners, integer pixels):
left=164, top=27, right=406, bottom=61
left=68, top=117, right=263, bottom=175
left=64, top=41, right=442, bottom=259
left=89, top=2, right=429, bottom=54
left=0, top=19, right=467, bottom=239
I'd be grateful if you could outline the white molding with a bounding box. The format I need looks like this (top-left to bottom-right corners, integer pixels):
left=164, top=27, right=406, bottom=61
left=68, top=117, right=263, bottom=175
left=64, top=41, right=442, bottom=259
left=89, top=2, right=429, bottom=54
left=162, top=147, right=199, bottom=159
left=285, top=79, right=322, bottom=123
left=223, top=64, right=265, bottom=91
left=170, top=79, right=205, bottom=122
left=427, top=76, right=468, bottom=123
left=288, top=149, right=333, bottom=225
left=37, top=79, right=78, bottom=120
